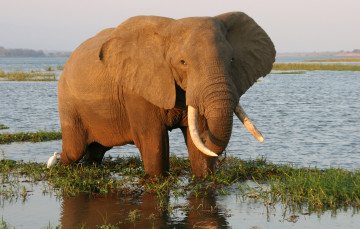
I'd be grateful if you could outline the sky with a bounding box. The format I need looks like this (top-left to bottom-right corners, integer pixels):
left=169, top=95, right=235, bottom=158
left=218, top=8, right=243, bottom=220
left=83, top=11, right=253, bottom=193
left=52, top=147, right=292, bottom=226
left=1, top=0, right=359, bottom=53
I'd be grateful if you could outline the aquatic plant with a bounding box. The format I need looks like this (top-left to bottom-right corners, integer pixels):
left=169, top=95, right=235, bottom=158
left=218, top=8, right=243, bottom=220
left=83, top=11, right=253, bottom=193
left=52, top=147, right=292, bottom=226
left=0, top=130, right=62, bottom=144
left=45, top=66, right=54, bottom=71
left=0, top=124, right=9, bottom=130
left=1, top=154, right=359, bottom=211
left=304, top=58, right=360, bottom=62
left=1, top=216, right=11, bottom=229
left=0, top=68, right=57, bottom=81
left=267, top=167, right=360, bottom=209
left=271, top=71, right=307, bottom=74
left=56, top=65, right=65, bottom=70
left=273, top=63, right=360, bottom=71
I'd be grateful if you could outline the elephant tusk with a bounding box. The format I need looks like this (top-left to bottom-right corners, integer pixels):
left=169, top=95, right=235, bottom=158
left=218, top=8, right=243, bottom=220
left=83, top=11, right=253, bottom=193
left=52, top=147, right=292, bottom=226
left=234, top=103, right=264, bottom=142
left=188, top=106, right=218, bottom=157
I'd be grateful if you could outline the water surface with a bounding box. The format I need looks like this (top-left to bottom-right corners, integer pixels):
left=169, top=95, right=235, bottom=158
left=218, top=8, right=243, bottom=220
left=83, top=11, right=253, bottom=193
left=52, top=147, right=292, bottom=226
left=0, top=57, right=360, bottom=228
left=1, top=70, right=359, bottom=169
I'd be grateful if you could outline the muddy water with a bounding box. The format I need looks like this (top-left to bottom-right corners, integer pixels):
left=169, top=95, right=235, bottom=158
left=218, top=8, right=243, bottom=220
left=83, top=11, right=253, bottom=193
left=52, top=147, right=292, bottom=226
left=1, top=57, right=360, bottom=228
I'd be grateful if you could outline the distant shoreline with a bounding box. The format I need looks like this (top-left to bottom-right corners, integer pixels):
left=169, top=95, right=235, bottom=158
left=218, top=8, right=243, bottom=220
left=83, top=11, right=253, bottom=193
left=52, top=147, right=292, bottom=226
left=0, top=47, right=71, bottom=58
left=1, top=46, right=359, bottom=58
left=277, top=53, right=360, bottom=57
left=2, top=53, right=359, bottom=58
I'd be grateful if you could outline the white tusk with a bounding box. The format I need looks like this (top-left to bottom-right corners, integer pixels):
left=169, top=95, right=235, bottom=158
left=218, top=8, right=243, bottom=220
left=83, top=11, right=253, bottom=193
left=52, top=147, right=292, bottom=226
left=234, top=103, right=264, bottom=142
left=188, top=106, right=218, bottom=157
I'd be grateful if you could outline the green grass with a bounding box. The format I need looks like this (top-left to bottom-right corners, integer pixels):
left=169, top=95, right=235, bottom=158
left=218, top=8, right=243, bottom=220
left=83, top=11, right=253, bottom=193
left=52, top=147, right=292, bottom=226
left=0, top=69, right=57, bottom=81
left=1, top=154, right=360, bottom=227
left=268, top=167, right=360, bottom=209
left=304, top=58, right=360, bottom=62
left=56, top=65, right=65, bottom=71
left=0, top=130, right=62, bottom=144
left=0, top=124, right=9, bottom=130
left=1, top=154, right=359, bottom=211
left=272, top=63, right=360, bottom=71
left=271, top=71, right=307, bottom=74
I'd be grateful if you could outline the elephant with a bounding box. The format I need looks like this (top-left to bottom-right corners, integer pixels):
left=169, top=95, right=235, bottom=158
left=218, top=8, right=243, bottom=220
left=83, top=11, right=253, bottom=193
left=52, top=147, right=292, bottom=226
left=57, top=11, right=276, bottom=177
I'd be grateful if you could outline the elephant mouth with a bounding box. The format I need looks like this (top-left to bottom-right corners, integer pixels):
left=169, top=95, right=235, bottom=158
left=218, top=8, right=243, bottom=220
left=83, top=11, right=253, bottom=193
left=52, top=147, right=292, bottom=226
left=188, top=104, right=263, bottom=157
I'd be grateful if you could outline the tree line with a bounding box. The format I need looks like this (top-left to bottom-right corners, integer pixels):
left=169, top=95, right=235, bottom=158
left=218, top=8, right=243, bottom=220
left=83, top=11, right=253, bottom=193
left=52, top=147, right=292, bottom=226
left=0, top=47, right=71, bottom=57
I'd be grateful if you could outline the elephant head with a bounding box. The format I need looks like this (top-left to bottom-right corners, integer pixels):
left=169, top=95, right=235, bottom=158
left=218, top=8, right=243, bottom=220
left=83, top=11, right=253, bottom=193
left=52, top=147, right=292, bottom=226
left=98, top=12, right=275, bottom=175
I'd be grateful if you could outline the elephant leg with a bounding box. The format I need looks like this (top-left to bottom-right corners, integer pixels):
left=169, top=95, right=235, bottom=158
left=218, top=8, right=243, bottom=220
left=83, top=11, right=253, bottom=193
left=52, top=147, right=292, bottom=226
left=83, top=142, right=112, bottom=164
left=135, top=128, right=169, bottom=176
left=131, top=124, right=170, bottom=177
left=125, top=94, right=170, bottom=176
left=181, top=122, right=217, bottom=177
left=60, top=124, right=88, bottom=164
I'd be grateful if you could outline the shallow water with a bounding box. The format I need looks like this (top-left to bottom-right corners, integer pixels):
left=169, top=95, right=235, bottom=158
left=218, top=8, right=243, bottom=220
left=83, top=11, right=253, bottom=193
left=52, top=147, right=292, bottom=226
left=2, top=182, right=360, bottom=229
left=0, top=57, right=67, bottom=71
left=1, top=70, right=359, bottom=169
left=0, top=57, right=360, bottom=228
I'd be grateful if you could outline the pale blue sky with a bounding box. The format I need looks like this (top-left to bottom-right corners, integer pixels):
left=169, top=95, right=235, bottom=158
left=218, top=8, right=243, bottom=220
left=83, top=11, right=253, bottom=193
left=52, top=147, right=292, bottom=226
left=1, top=0, right=359, bottom=53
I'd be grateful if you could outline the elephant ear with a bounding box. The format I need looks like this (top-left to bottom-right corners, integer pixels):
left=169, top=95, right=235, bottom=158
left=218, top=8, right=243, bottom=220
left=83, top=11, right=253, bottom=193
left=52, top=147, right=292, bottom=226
left=99, top=16, right=176, bottom=109
left=215, top=12, right=276, bottom=97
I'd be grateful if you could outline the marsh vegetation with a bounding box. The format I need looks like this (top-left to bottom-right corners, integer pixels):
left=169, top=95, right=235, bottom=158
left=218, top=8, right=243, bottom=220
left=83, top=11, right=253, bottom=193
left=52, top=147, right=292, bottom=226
left=0, top=69, right=56, bottom=81
left=304, top=58, right=360, bottom=62
left=0, top=124, right=9, bottom=130
left=1, top=154, right=360, bottom=228
left=272, top=63, right=360, bottom=71
left=0, top=130, right=61, bottom=144
left=0, top=65, right=64, bottom=81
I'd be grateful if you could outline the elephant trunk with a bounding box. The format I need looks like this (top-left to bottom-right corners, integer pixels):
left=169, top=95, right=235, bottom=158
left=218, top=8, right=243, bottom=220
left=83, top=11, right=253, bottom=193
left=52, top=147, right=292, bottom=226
left=188, top=72, right=236, bottom=156
left=203, top=83, right=235, bottom=154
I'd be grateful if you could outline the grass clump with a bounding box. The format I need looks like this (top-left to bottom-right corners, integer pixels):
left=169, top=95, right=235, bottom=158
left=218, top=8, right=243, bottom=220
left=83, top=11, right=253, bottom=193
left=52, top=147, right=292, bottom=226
left=45, top=66, right=54, bottom=71
left=267, top=167, right=360, bottom=209
left=273, top=63, right=360, bottom=71
left=56, top=65, right=65, bottom=70
left=0, top=69, right=56, bottom=81
left=271, top=71, right=307, bottom=75
left=0, top=124, right=9, bottom=130
left=304, top=58, right=360, bottom=62
left=0, top=130, right=62, bottom=144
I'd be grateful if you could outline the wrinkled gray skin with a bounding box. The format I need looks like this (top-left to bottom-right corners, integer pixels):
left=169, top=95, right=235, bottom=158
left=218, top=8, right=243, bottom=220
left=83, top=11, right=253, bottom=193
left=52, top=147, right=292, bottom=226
left=58, top=12, right=276, bottom=177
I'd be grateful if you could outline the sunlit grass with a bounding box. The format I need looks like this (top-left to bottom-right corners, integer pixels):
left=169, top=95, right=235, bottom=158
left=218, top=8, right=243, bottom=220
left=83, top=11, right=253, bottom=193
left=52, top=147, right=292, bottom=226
left=272, top=63, right=360, bottom=71
left=268, top=167, right=360, bottom=209
left=271, top=70, right=307, bottom=74
left=0, top=69, right=56, bottom=81
left=56, top=65, right=65, bottom=70
left=1, top=154, right=359, bottom=211
left=304, top=58, right=360, bottom=62
left=0, top=130, right=62, bottom=144
left=0, top=124, right=9, bottom=130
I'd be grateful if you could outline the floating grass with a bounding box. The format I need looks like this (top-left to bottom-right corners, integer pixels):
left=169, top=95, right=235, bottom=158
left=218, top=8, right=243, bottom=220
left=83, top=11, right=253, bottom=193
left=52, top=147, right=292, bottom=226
left=0, top=130, right=62, bottom=144
left=271, top=70, right=307, bottom=75
left=304, top=58, right=360, bottom=62
left=45, top=66, right=54, bottom=71
left=273, top=63, right=360, bottom=71
left=0, top=69, right=57, bottom=81
left=56, top=65, right=65, bottom=70
left=0, top=124, right=9, bottom=130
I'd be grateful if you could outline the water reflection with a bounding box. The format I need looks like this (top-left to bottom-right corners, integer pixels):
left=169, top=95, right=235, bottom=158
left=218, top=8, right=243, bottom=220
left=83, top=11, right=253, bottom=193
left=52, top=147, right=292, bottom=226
left=60, top=190, right=229, bottom=228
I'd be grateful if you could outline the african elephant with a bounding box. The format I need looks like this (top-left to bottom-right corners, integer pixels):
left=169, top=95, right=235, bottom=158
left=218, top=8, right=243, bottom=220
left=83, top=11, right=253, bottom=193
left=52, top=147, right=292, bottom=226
left=58, top=12, right=276, bottom=177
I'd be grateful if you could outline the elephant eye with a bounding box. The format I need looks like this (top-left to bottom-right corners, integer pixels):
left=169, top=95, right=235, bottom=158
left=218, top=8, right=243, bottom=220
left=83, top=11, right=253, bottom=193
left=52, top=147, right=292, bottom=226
left=231, top=57, right=235, bottom=63
left=180, top=60, right=186, bottom=65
